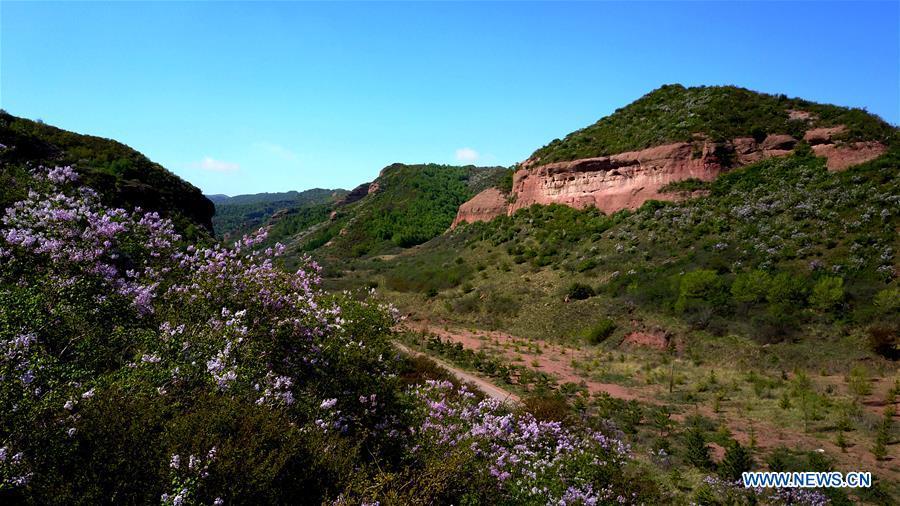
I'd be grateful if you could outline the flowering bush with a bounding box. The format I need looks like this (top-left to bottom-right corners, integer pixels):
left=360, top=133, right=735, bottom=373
left=694, top=475, right=829, bottom=506
left=0, top=167, right=403, bottom=503
left=405, top=380, right=639, bottom=505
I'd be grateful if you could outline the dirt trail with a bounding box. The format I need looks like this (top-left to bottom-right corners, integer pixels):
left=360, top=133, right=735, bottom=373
left=404, top=321, right=645, bottom=401
left=394, top=342, right=519, bottom=404
left=400, top=321, right=898, bottom=480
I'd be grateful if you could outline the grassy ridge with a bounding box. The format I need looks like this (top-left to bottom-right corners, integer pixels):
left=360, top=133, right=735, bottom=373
left=530, top=84, right=896, bottom=164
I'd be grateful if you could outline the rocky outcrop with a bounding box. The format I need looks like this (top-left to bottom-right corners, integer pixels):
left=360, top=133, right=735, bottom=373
left=811, top=141, right=887, bottom=171
left=510, top=140, right=725, bottom=214
left=452, top=187, right=508, bottom=227
left=452, top=125, right=887, bottom=225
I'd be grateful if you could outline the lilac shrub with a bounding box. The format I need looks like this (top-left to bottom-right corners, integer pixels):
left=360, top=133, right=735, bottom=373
left=0, top=167, right=402, bottom=503
left=694, top=475, right=830, bottom=506
left=406, top=380, right=638, bottom=505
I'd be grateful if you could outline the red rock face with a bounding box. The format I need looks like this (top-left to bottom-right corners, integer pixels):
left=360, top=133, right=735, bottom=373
left=451, top=187, right=508, bottom=227
left=812, top=141, right=887, bottom=171
left=451, top=125, right=887, bottom=226
left=509, top=141, right=725, bottom=214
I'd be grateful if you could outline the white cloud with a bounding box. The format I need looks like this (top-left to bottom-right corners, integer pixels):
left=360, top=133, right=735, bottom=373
left=190, top=156, right=240, bottom=173
left=253, top=141, right=300, bottom=162
left=455, top=147, right=479, bottom=163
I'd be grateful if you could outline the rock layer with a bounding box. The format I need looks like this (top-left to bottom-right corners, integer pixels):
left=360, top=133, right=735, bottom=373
left=509, top=141, right=723, bottom=215
left=452, top=125, right=886, bottom=227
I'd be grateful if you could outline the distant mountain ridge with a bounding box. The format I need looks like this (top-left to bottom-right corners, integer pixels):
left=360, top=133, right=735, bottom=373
left=212, top=188, right=347, bottom=240
left=209, top=189, right=343, bottom=207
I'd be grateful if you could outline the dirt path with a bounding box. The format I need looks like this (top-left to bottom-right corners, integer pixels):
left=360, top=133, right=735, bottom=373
left=394, top=341, right=520, bottom=404
left=403, top=322, right=646, bottom=401
left=400, top=321, right=898, bottom=480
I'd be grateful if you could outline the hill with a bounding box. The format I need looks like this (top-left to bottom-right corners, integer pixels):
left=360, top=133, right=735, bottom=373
left=529, top=84, right=896, bottom=164
left=291, top=163, right=508, bottom=260
left=334, top=148, right=900, bottom=500
left=453, top=85, right=896, bottom=226
left=322, top=88, right=899, bottom=501
left=0, top=112, right=214, bottom=237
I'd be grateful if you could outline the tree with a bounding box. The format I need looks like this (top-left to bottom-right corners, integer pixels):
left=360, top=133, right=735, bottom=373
left=766, top=272, right=806, bottom=317
left=731, top=270, right=771, bottom=304
left=719, top=441, right=754, bottom=481
left=809, top=276, right=844, bottom=311
left=873, top=405, right=895, bottom=461
left=675, top=269, right=726, bottom=313
left=683, top=428, right=713, bottom=470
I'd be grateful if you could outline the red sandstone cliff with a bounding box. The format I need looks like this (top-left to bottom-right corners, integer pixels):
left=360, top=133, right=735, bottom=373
left=451, top=187, right=509, bottom=228
left=450, top=125, right=887, bottom=228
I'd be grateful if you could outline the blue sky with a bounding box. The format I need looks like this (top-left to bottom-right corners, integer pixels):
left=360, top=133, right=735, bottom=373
left=2, top=1, right=898, bottom=195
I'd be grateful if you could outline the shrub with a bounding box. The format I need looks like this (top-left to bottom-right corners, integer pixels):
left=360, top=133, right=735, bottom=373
left=522, top=394, right=572, bottom=423
left=575, top=258, right=597, bottom=272
left=867, top=325, right=899, bottom=360
left=874, top=287, right=900, bottom=313
left=731, top=270, right=771, bottom=304
left=809, top=276, right=844, bottom=311
left=584, top=318, right=617, bottom=345
left=674, top=269, right=726, bottom=313
left=566, top=282, right=595, bottom=300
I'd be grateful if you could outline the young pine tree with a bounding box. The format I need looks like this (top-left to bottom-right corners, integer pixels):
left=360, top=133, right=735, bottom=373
left=872, top=405, right=895, bottom=461
left=684, top=427, right=713, bottom=470
left=719, top=441, right=754, bottom=481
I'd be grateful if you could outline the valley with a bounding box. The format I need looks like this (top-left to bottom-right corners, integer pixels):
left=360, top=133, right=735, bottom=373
left=2, top=83, right=897, bottom=504
left=207, top=85, right=899, bottom=503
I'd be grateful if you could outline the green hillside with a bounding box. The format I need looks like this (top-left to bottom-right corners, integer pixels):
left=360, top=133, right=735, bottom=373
left=345, top=147, right=899, bottom=359
left=0, top=112, right=214, bottom=237
left=296, top=163, right=507, bottom=259
left=530, top=84, right=896, bottom=164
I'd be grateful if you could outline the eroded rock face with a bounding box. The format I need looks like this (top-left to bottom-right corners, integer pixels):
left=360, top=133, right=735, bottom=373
left=452, top=187, right=508, bottom=227
left=452, top=125, right=887, bottom=226
left=812, top=141, right=887, bottom=170
left=509, top=141, right=725, bottom=214
left=505, top=128, right=886, bottom=216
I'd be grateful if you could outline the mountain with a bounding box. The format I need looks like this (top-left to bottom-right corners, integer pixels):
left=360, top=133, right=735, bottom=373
left=530, top=84, right=895, bottom=163
left=211, top=188, right=347, bottom=240
left=453, top=85, right=896, bottom=226
left=205, top=193, right=231, bottom=204
left=0, top=112, right=214, bottom=237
